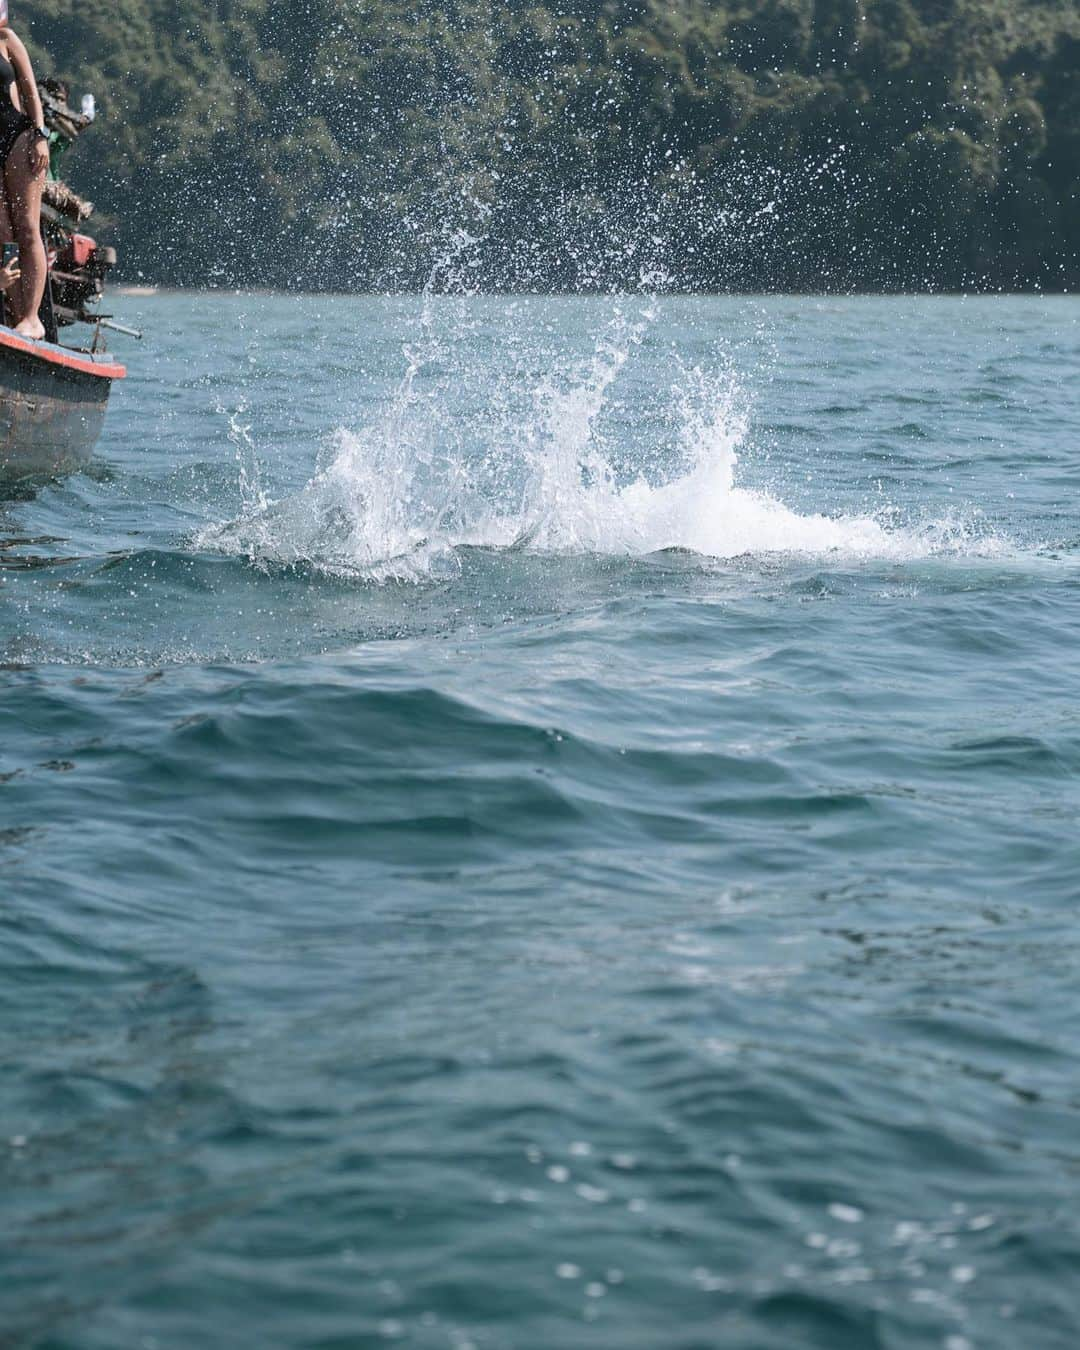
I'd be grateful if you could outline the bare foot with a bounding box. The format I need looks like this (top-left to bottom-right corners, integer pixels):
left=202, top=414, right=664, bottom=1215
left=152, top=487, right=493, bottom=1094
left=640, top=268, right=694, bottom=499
left=13, top=317, right=44, bottom=340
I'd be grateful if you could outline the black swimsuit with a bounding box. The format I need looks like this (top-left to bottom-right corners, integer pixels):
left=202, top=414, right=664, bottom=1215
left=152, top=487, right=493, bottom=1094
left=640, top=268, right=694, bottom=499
left=0, top=47, right=32, bottom=167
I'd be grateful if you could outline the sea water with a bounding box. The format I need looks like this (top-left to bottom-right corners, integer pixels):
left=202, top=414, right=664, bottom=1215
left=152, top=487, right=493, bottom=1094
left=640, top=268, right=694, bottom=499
left=1, top=293, right=1078, bottom=1348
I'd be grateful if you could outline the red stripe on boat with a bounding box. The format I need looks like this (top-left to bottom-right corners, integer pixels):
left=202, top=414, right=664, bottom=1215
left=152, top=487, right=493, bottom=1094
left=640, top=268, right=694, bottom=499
left=0, top=326, right=126, bottom=379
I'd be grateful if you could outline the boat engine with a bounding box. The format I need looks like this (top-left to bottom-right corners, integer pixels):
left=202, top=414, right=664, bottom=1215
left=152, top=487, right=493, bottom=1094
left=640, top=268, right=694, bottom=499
left=51, top=233, right=118, bottom=325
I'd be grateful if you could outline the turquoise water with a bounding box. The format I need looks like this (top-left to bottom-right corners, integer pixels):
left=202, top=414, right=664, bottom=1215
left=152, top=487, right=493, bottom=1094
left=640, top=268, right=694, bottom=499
left=2, top=294, right=1079, bottom=1349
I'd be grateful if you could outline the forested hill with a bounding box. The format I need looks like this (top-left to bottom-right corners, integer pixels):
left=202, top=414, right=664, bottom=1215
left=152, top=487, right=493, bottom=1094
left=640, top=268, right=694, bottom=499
left=24, top=0, right=1080, bottom=292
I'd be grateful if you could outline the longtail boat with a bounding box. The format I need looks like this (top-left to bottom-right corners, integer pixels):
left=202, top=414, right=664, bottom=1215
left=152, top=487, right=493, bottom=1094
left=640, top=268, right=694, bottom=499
left=0, top=78, right=133, bottom=484
left=0, top=326, right=125, bottom=478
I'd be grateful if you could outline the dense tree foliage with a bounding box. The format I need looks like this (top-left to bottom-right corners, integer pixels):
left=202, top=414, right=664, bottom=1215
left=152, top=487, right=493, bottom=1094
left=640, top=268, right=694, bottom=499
left=22, top=0, right=1080, bottom=290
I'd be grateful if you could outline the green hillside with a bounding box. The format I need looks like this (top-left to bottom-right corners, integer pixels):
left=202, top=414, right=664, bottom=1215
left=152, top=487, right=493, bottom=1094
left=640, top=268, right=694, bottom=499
left=23, top=0, right=1080, bottom=291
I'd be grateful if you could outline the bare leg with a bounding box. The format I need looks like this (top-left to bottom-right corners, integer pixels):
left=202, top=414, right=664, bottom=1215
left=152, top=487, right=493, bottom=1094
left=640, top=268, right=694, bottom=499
left=5, top=131, right=46, bottom=339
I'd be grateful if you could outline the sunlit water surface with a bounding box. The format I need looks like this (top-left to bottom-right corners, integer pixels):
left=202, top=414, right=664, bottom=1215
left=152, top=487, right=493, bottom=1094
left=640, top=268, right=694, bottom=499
left=2, top=294, right=1079, bottom=1349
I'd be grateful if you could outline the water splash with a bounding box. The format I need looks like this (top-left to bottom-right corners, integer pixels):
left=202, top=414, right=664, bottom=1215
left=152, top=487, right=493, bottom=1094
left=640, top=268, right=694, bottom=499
left=221, top=398, right=269, bottom=519
left=197, top=303, right=1006, bottom=582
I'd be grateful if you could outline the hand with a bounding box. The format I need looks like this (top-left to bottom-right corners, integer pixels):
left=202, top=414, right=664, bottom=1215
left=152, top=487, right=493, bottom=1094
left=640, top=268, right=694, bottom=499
left=30, top=136, right=48, bottom=176
left=0, top=256, right=21, bottom=293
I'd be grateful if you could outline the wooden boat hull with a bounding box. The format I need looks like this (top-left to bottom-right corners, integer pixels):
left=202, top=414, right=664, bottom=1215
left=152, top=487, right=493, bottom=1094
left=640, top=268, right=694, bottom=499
left=0, top=328, right=125, bottom=481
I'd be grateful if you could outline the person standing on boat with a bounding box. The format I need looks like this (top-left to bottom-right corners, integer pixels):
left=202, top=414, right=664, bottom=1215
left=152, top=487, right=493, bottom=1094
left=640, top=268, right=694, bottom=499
left=0, top=0, right=48, bottom=339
